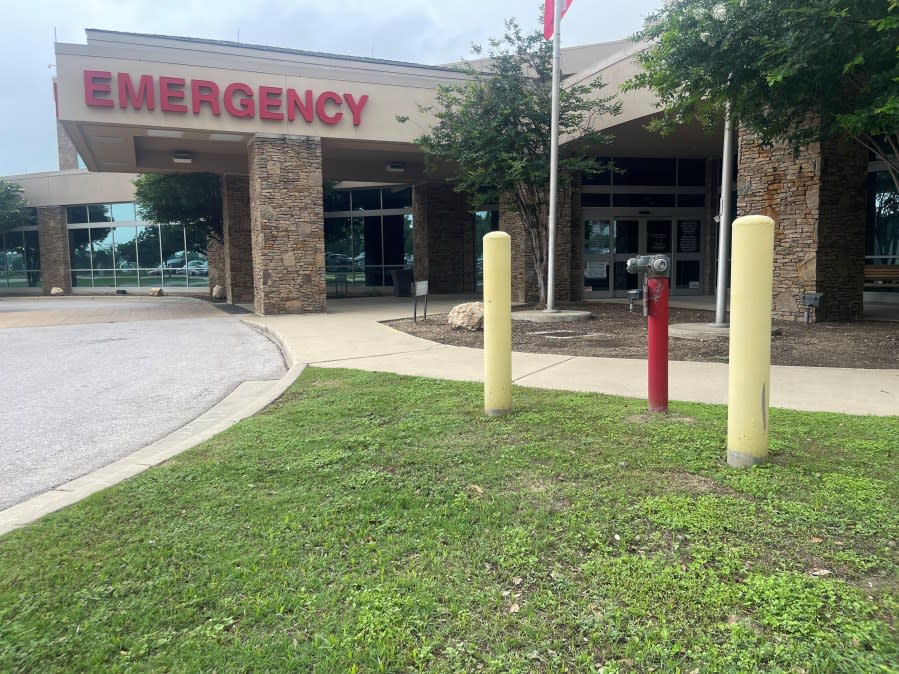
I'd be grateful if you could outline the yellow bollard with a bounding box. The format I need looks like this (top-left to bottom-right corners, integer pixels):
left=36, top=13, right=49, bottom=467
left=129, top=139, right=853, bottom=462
left=727, top=214, right=775, bottom=467
left=483, top=231, right=512, bottom=416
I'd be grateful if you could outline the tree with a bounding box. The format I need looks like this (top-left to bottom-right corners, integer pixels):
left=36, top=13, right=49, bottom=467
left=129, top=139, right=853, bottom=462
left=402, top=17, right=620, bottom=307
left=133, top=173, right=223, bottom=240
left=0, top=179, right=36, bottom=234
left=629, top=0, right=899, bottom=191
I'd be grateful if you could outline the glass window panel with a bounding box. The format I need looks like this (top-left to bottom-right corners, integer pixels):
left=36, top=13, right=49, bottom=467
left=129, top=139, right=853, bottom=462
left=363, top=215, right=383, bottom=286
left=582, top=159, right=612, bottom=185
left=404, top=214, right=414, bottom=266
left=110, top=202, right=136, bottom=222
left=676, top=260, right=701, bottom=289
left=135, top=225, right=161, bottom=269
left=585, top=220, right=611, bottom=254
left=114, top=227, right=138, bottom=286
left=581, top=193, right=611, bottom=207
left=678, top=159, right=706, bottom=186
left=325, top=217, right=354, bottom=273
left=382, top=186, right=412, bottom=209
left=184, top=224, right=208, bottom=262
left=647, top=220, right=672, bottom=254
left=88, top=204, right=111, bottom=223
left=68, top=229, right=92, bottom=269
left=613, top=158, right=677, bottom=186
left=677, top=193, right=705, bottom=208
left=614, top=220, right=639, bottom=254
left=866, top=171, right=899, bottom=262
left=2, top=232, right=24, bottom=278
left=382, top=215, right=405, bottom=267
left=90, top=227, right=115, bottom=270
left=1, top=232, right=13, bottom=272
left=160, top=225, right=186, bottom=269
left=324, top=189, right=351, bottom=212
left=613, top=194, right=675, bottom=207
left=676, top=220, right=702, bottom=254
left=352, top=189, right=381, bottom=212
left=614, top=261, right=638, bottom=290
left=66, top=205, right=88, bottom=224
left=23, top=230, right=40, bottom=287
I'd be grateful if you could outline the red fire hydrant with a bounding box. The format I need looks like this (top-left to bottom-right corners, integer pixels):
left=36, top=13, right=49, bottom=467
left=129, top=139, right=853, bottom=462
left=626, top=255, right=670, bottom=413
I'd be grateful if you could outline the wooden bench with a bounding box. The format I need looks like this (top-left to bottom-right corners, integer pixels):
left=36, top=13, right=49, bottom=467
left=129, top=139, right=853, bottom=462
left=864, top=265, right=899, bottom=288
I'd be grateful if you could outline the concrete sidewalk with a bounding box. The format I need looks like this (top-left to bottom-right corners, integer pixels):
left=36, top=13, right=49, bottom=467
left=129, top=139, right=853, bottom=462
left=246, top=296, right=899, bottom=417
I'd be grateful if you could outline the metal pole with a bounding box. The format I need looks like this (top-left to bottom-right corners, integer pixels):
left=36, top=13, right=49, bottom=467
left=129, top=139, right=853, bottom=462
left=545, top=0, right=562, bottom=313
left=713, top=102, right=734, bottom=326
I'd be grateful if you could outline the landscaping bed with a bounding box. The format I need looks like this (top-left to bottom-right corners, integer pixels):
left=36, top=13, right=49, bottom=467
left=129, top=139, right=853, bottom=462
left=386, top=302, right=899, bottom=369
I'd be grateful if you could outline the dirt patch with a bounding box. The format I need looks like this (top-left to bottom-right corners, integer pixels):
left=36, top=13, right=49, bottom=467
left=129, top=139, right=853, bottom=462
left=385, top=302, right=899, bottom=369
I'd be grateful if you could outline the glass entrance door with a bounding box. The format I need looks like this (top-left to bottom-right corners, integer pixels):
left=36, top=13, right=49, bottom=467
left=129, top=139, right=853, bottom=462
left=584, top=215, right=701, bottom=297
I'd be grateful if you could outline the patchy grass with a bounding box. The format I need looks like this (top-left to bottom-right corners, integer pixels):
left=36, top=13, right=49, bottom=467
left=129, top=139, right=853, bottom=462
left=0, top=368, right=896, bottom=673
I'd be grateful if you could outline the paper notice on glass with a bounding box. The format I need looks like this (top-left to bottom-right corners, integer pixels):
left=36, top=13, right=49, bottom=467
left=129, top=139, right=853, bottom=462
left=585, top=261, right=607, bottom=279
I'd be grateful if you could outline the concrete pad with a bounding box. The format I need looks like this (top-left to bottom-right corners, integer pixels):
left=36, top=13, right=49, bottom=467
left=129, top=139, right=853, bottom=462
left=512, top=309, right=592, bottom=323
left=670, top=323, right=730, bottom=340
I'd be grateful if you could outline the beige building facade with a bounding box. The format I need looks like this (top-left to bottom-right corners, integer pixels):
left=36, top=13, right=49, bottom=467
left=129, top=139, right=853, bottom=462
left=2, top=29, right=891, bottom=320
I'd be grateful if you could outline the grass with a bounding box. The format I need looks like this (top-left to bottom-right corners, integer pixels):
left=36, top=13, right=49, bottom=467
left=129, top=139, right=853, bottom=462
left=0, top=368, right=896, bottom=673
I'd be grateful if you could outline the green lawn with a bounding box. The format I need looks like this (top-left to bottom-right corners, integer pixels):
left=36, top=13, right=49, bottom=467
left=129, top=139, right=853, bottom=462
left=1, top=369, right=896, bottom=673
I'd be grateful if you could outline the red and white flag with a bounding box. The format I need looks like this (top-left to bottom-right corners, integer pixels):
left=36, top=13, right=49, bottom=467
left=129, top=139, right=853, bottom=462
left=543, top=0, right=574, bottom=40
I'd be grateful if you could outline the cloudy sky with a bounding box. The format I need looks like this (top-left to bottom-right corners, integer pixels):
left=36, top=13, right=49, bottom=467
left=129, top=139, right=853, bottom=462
left=0, top=0, right=662, bottom=176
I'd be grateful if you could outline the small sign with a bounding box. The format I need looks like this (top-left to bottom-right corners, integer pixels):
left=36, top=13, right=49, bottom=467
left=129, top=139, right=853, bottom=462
left=414, top=280, right=429, bottom=297
left=677, top=220, right=700, bottom=253
left=689, top=281, right=700, bottom=289
left=585, top=261, right=607, bottom=279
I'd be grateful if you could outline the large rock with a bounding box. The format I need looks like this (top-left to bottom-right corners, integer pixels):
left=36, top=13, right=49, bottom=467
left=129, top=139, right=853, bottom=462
left=447, top=301, right=484, bottom=331
left=50, top=287, right=65, bottom=296
left=212, top=284, right=226, bottom=299
left=147, top=287, right=165, bottom=297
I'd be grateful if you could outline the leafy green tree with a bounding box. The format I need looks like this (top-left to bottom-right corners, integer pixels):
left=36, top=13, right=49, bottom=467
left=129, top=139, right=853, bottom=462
left=133, top=173, right=223, bottom=240
left=0, top=179, right=36, bottom=233
left=629, top=0, right=899, bottom=191
left=402, top=17, right=620, bottom=307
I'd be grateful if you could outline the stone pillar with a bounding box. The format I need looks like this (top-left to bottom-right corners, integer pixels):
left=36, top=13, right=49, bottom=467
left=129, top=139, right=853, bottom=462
left=737, top=129, right=868, bottom=322
left=57, top=122, right=78, bottom=171
left=412, top=182, right=471, bottom=293
left=222, top=174, right=254, bottom=304
left=248, top=134, right=325, bottom=314
left=37, top=206, right=71, bottom=294
left=499, top=185, right=578, bottom=305
left=206, top=235, right=225, bottom=295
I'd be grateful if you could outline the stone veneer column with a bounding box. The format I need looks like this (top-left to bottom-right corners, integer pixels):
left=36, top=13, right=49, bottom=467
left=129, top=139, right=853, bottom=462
left=57, top=121, right=78, bottom=171
left=248, top=134, right=325, bottom=314
left=736, top=130, right=868, bottom=321
left=412, top=183, right=472, bottom=292
left=37, top=206, right=71, bottom=294
left=222, top=174, right=254, bottom=304
left=499, top=186, right=578, bottom=305
left=206, top=235, right=225, bottom=295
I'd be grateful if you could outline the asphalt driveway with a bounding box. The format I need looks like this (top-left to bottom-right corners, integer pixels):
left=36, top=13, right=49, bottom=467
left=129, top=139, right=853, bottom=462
left=0, top=298, right=286, bottom=510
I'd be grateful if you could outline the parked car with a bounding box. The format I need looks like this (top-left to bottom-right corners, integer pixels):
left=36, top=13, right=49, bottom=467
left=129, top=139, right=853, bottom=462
left=186, top=260, right=208, bottom=276
left=325, top=252, right=352, bottom=272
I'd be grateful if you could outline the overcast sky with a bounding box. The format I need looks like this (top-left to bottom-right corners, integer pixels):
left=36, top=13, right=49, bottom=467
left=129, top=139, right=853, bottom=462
left=0, top=0, right=662, bottom=176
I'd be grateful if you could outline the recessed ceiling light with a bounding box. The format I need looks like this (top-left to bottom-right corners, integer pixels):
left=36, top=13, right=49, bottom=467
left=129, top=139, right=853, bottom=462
left=208, top=133, right=244, bottom=142
left=147, top=129, right=184, bottom=139
left=93, top=135, right=123, bottom=144
left=172, top=151, right=193, bottom=164
left=385, top=161, right=406, bottom=173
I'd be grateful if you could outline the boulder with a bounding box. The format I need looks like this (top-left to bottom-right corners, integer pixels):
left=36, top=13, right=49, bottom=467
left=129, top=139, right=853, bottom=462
left=447, top=301, right=484, bottom=331
left=50, top=287, right=65, bottom=296
left=147, top=287, right=165, bottom=297
left=212, top=284, right=226, bottom=299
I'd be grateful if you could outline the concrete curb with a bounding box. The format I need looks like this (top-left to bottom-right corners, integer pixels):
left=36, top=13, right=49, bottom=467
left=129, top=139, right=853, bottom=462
left=0, top=325, right=305, bottom=537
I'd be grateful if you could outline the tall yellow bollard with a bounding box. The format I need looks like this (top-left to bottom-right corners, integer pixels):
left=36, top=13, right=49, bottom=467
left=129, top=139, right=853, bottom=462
left=727, top=215, right=775, bottom=467
left=483, top=231, right=512, bottom=416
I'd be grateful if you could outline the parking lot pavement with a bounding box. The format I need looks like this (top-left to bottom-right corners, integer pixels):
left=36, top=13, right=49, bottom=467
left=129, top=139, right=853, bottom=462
left=0, top=305, right=286, bottom=510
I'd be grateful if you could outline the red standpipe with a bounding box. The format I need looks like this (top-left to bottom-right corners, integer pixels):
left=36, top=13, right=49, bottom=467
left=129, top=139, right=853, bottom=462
left=646, top=276, right=669, bottom=412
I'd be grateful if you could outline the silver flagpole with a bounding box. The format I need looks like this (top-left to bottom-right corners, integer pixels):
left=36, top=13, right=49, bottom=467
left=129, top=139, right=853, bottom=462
left=545, top=0, right=563, bottom=312
left=713, top=102, right=734, bottom=326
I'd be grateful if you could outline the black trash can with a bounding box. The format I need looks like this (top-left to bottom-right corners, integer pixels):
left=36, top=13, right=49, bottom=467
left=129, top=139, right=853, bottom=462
left=391, top=269, right=414, bottom=297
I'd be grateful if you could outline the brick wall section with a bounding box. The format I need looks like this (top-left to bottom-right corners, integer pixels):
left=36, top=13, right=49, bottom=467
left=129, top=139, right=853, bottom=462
left=206, top=235, right=225, bottom=295
left=222, top=174, right=254, bottom=304
left=412, top=182, right=471, bottom=293
left=56, top=122, right=78, bottom=171
left=815, top=138, right=867, bottom=321
left=499, top=186, right=578, bottom=305
left=737, top=129, right=867, bottom=321
left=248, top=134, right=325, bottom=314
left=37, top=206, right=71, bottom=293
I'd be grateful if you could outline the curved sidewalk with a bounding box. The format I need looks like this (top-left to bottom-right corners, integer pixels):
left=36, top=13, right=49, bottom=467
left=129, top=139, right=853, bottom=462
left=245, top=296, right=898, bottom=417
